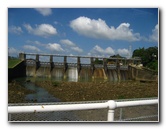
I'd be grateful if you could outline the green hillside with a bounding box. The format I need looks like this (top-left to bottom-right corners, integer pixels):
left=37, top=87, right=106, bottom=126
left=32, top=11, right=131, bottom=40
left=8, top=59, right=22, bottom=68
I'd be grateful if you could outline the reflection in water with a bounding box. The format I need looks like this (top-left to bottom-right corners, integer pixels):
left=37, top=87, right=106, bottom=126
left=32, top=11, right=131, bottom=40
left=23, top=82, right=60, bottom=103
left=52, top=68, right=64, bottom=81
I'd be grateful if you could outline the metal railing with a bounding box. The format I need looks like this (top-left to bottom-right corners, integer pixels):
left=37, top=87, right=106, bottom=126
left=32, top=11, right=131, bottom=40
left=8, top=98, right=158, bottom=122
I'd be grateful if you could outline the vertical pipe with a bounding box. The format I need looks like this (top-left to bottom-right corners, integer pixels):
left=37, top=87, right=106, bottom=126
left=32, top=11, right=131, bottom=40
left=8, top=113, right=11, bottom=121
left=107, top=100, right=116, bottom=122
left=119, top=108, right=123, bottom=121
left=107, top=109, right=115, bottom=121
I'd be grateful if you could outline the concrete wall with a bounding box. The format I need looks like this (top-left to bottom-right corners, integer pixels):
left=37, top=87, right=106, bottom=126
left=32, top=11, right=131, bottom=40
left=25, top=63, right=130, bottom=82
left=128, top=65, right=158, bottom=82
left=9, top=61, right=157, bottom=82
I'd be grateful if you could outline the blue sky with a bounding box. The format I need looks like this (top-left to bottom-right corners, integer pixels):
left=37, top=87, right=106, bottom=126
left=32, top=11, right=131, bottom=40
left=8, top=8, right=158, bottom=60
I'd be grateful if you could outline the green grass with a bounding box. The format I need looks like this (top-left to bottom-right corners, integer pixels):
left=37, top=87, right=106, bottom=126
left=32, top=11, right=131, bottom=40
left=8, top=59, right=22, bottom=68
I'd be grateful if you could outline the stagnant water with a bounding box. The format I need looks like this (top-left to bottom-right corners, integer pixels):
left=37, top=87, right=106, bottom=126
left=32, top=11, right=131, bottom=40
left=16, top=77, right=60, bottom=103
left=24, top=82, right=60, bottom=102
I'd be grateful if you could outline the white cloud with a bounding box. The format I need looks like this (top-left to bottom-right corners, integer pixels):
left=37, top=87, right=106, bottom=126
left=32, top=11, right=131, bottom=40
left=8, top=47, right=20, bottom=56
left=117, top=48, right=129, bottom=56
left=105, top=47, right=115, bottom=55
left=23, top=23, right=57, bottom=37
left=46, top=43, right=64, bottom=52
left=23, top=45, right=41, bottom=52
left=70, top=16, right=140, bottom=42
left=60, top=39, right=83, bottom=53
left=90, top=45, right=115, bottom=57
left=60, top=39, right=75, bottom=46
left=149, top=24, right=158, bottom=42
left=71, top=46, right=83, bottom=53
left=34, top=8, right=52, bottom=16
left=9, top=26, right=23, bottom=35
left=26, top=40, right=46, bottom=46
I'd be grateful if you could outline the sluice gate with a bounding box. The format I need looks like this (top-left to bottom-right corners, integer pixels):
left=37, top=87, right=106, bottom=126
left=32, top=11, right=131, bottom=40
left=19, top=53, right=142, bottom=81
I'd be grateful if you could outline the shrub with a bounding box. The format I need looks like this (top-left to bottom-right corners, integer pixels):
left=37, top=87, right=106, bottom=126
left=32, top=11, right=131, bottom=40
left=52, top=81, right=60, bottom=87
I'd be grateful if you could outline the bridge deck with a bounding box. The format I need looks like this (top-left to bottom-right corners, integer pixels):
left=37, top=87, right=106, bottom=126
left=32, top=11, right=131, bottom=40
left=24, top=53, right=141, bottom=60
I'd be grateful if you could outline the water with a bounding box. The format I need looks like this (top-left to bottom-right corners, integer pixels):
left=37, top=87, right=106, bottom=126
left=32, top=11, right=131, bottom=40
left=25, top=82, right=60, bottom=103
left=15, top=67, right=129, bottom=103
left=51, top=68, right=64, bottom=81
left=16, top=78, right=60, bottom=103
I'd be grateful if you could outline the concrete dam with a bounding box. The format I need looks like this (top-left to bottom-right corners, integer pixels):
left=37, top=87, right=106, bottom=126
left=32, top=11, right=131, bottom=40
left=19, top=53, right=142, bottom=82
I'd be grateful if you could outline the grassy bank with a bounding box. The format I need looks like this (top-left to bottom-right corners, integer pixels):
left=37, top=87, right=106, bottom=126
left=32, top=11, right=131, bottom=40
left=8, top=59, right=22, bottom=68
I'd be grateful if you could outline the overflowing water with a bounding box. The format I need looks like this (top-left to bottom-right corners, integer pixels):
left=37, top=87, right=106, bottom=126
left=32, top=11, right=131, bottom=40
left=67, top=68, right=78, bottom=82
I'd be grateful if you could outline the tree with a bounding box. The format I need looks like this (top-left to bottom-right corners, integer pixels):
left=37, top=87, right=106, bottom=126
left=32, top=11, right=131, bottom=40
left=94, top=58, right=103, bottom=64
left=132, top=46, right=158, bottom=71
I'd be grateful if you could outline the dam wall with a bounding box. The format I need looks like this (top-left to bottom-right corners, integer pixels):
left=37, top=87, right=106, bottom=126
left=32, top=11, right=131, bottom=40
left=18, top=53, right=148, bottom=82
left=25, top=61, right=129, bottom=82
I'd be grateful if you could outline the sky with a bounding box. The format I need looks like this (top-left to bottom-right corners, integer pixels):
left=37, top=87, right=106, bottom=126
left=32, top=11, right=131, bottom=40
left=8, top=8, right=158, bottom=61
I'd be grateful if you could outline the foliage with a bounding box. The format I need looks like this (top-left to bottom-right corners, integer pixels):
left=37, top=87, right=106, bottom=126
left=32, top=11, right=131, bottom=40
left=94, top=58, right=103, bottom=64
left=94, top=54, right=125, bottom=64
left=146, top=60, right=158, bottom=71
left=132, top=46, right=158, bottom=71
left=110, top=54, right=125, bottom=58
left=52, top=81, right=61, bottom=87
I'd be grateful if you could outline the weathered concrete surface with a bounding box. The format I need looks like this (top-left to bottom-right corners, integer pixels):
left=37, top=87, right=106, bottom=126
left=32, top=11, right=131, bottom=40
left=128, top=65, right=158, bottom=82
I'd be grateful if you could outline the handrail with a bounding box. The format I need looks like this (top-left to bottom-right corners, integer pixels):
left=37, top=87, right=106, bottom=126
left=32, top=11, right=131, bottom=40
left=8, top=99, right=158, bottom=121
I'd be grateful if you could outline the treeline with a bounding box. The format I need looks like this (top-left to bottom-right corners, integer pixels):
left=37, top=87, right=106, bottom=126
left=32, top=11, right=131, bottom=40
left=132, top=46, right=158, bottom=71
left=8, top=56, right=19, bottom=60
left=93, top=54, right=125, bottom=64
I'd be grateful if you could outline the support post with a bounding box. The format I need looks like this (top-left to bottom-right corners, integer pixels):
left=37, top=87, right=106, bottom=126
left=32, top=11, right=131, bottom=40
left=64, top=56, right=67, bottom=72
left=36, top=54, right=40, bottom=70
left=107, top=100, right=116, bottom=122
left=19, top=53, right=26, bottom=60
left=8, top=113, right=11, bottom=121
left=77, top=57, right=81, bottom=74
left=36, top=54, right=39, bottom=62
left=103, top=58, right=107, bottom=70
left=116, top=59, right=121, bottom=81
left=103, top=58, right=108, bottom=79
left=50, top=55, right=53, bottom=62
left=90, top=57, right=94, bottom=75
left=50, top=55, right=54, bottom=71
